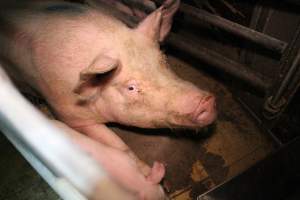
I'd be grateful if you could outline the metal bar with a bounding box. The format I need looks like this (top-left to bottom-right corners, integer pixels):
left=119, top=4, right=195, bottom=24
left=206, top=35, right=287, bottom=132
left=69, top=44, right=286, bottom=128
left=0, top=66, right=133, bottom=200
left=179, top=3, right=287, bottom=54
left=272, top=49, right=300, bottom=104
left=166, top=33, right=269, bottom=92
left=264, top=22, right=300, bottom=118
left=124, top=0, right=286, bottom=53
left=133, top=0, right=287, bottom=53
left=5, top=133, right=87, bottom=200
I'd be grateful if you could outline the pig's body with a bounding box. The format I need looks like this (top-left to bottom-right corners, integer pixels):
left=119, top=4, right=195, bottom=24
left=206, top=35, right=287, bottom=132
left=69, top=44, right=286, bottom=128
left=2, top=3, right=134, bottom=125
left=0, top=1, right=216, bottom=199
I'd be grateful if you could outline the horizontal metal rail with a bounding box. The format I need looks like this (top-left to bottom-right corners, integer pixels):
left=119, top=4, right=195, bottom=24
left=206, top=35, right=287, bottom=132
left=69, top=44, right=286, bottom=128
left=179, top=3, right=287, bottom=54
left=89, top=0, right=269, bottom=92
left=126, top=0, right=287, bottom=54
left=272, top=49, right=300, bottom=104
left=264, top=49, right=300, bottom=117
left=167, top=33, right=269, bottom=92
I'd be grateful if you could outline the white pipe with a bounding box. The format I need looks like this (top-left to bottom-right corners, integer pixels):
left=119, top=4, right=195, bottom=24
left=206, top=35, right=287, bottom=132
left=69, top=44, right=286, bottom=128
left=0, top=66, right=133, bottom=200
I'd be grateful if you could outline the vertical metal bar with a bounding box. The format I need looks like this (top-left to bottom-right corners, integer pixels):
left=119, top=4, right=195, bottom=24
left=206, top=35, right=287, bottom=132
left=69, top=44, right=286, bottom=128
left=264, top=21, right=300, bottom=118
left=271, top=50, right=300, bottom=104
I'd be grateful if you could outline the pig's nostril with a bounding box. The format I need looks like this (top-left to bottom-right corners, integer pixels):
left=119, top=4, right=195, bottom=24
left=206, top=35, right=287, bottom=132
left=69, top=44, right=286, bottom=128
left=198, top=109, right=207, bottom=116
left=197, top=109, right=208, bottom=120
left=192, top=95, right=217, bottom=125
left=202, top=95, right=214, bottom=104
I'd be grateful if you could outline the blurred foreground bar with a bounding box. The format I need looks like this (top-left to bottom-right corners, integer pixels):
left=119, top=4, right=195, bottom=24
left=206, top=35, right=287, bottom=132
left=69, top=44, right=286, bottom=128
left=0, top=66, right=133, bottom=200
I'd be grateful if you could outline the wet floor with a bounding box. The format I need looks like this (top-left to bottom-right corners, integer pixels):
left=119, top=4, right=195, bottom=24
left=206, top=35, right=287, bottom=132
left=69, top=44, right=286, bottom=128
left=0, top=56, right=274, bottom=200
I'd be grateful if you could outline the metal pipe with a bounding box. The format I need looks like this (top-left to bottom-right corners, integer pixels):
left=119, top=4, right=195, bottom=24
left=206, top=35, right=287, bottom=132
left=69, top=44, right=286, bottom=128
left=166, top=33, right=269, bottom=92
left=0, top=66, right=133, bottom=200
left=179, top=3, right=287, bottom=54
left=128, top=0, right=287, bottom=53
left=271, top=49, right=300, bottom=105
left=264, top=23, right=300, bottom=118
left=123, top=0, right=286, bottom=54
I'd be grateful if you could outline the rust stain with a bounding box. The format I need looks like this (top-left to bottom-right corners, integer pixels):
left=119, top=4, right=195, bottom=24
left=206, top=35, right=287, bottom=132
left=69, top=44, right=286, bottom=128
left=190, top=160, right=209, bottom=182
left=170, top=187, right=192, bottom=200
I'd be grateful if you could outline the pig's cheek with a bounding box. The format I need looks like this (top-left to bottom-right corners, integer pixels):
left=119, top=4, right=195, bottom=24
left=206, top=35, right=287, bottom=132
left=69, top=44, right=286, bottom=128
left=122, top=94, right=140, bottom=108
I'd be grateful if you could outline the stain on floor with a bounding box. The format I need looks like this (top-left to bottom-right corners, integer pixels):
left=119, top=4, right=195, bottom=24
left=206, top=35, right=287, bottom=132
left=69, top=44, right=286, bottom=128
left=0, top=56, right=274, bottom=200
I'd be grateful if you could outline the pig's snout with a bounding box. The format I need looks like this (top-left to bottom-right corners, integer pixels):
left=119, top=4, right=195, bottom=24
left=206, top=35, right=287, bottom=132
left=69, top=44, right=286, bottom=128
left=193, top=95, right=217, bottom=126
left=169, top=93, right=217, bottom=128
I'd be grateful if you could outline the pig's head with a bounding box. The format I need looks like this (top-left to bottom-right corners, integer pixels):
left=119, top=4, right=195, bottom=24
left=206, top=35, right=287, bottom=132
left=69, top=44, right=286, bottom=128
left=74, top=0, right=217, bottom=129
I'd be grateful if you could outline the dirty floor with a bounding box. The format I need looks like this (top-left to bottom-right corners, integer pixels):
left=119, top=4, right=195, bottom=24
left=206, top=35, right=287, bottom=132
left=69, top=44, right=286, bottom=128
left=0, top=56, right=274, bottom=200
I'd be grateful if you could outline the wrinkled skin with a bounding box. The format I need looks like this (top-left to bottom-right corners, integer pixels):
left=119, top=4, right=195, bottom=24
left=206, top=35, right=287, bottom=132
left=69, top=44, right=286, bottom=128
left=0, top=1, right=216, bottom=199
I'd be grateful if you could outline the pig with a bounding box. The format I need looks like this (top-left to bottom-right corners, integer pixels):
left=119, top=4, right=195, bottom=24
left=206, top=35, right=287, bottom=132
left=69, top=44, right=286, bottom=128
left=90, top=0, right=157, bottom=18
left=0, top=0, right=216, bottom=199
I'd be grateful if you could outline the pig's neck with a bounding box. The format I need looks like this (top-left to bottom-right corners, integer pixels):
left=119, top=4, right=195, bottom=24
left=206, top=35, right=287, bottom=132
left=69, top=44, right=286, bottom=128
left=48, top=96, right=111, bottom=128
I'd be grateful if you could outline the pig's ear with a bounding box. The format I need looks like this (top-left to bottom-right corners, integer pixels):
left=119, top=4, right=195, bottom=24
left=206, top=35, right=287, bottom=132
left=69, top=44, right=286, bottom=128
left=135, top=0, right=180, bottom=42
left=73, top=55, right=118, bottom=102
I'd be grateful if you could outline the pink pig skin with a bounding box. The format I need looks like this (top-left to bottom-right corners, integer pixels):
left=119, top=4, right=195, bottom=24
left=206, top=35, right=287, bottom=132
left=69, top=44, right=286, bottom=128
left=0, top=1, right=216, bottom=199
left=54, top=120, right=166, bottom=200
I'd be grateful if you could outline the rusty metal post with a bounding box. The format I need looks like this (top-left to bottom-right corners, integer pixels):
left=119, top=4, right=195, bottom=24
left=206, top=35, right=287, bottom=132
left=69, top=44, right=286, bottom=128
left=264, top=49, right=300, bottom=118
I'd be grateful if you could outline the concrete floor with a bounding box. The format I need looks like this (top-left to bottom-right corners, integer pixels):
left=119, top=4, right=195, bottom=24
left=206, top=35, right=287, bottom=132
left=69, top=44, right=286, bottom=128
left=0, top=134, right=60, bottom=200
left=0, top=56, right=274, bottom=200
